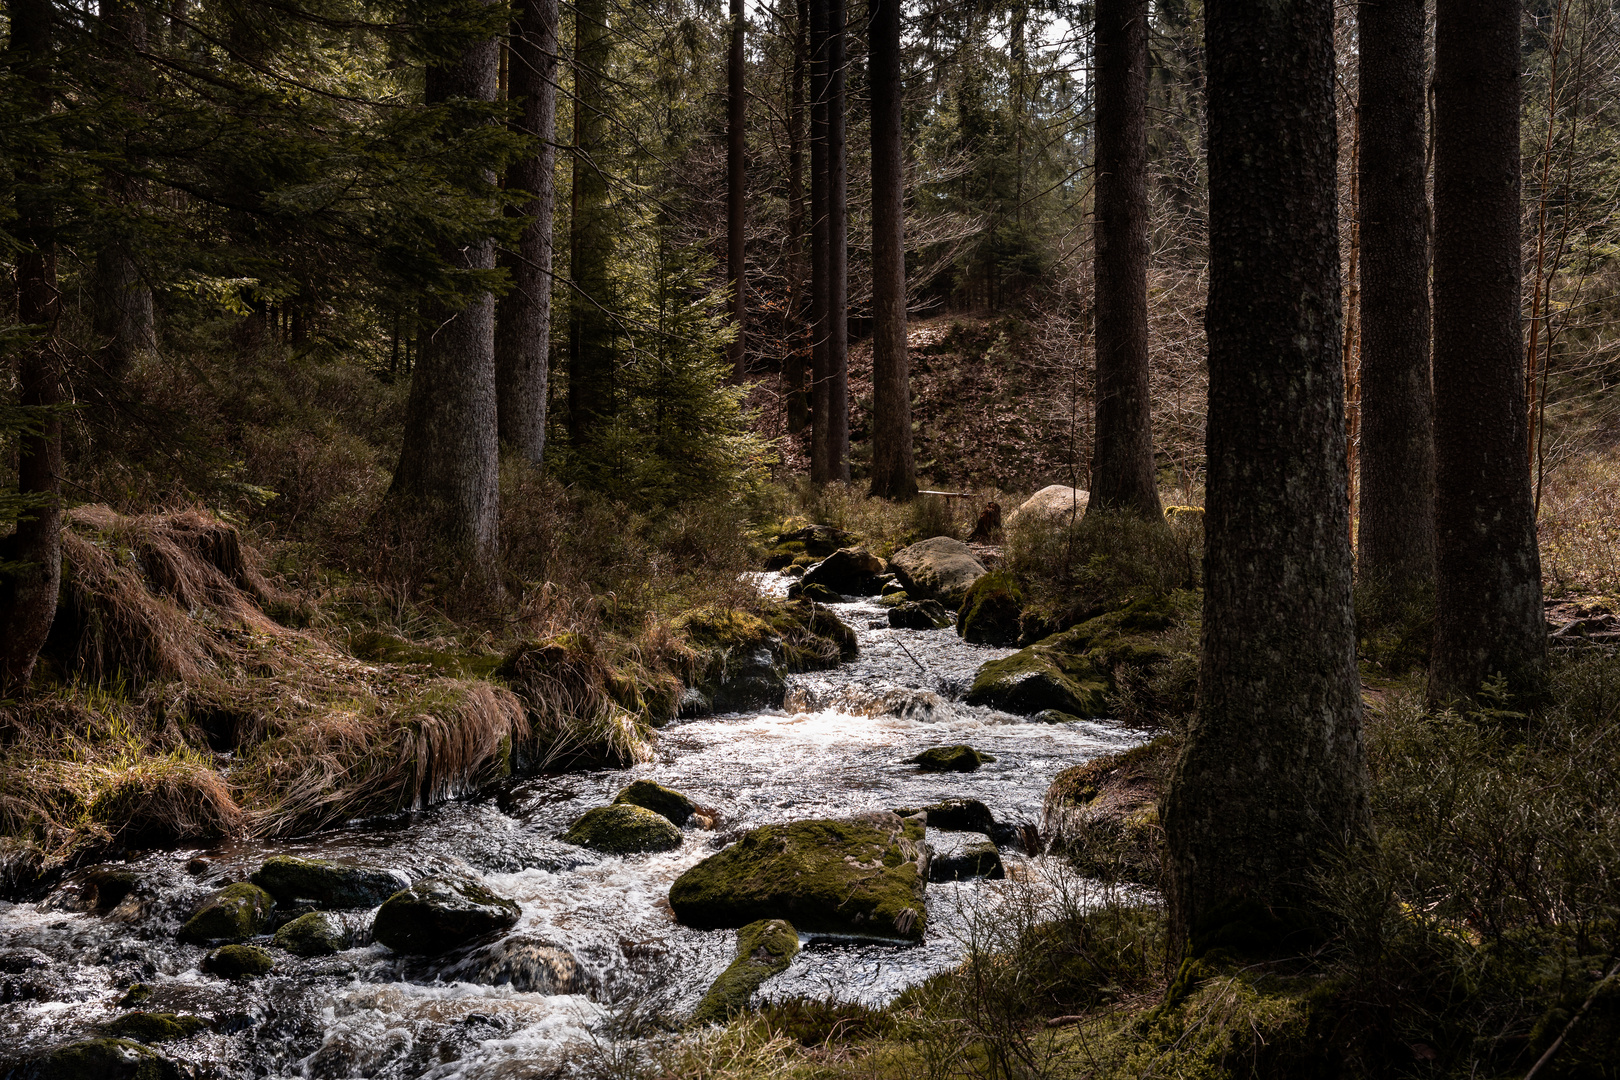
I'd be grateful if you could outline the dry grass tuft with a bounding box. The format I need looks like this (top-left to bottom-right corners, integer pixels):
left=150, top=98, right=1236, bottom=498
left=1537, top=449, right=1620, bottom=597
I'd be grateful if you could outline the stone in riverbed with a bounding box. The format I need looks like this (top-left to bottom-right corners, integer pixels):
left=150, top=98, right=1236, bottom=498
left=669, top=812, right=929, bottom=942
left=203, top=944, right=274, bottom=978
left=272, top=911, right=348, bottom=957
left=888, top=599, right=951, bottom=629
left=250, top=856, right=406, bottom=909
left=956, top=570, right=1024, bottom=646
left=178, top=882, right=274, bottom=944
left=788, top=581, right=845, bottom=604
left=692, top=919, right=800, bottom=1024
left=801, top=547, right=886, bottom=596
left=893, top=798, right=997, bottom=835
left=448, top=934, right=595, bottom=994
left=888, top=537, right=987, bottom=606
left=99, top=1012, right=209, bottom=1044
left=928, top=837, right=1005, bottom=883
left=906, top=745, right=995, bottom=773
left=9, top=1038, right=187, bottom=1080
left=564, top=804, right=684, bottom=855
left=372, top=876, right=521, bottom=956
left=612, top=779, right=696, bottom=826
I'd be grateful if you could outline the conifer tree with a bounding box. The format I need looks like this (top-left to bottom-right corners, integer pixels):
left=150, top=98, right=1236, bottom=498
left=727, top=0, right=747, bottom=382
left=568, top=0, right=616, bottom=447
left=868, top=0, right=916, bottom=499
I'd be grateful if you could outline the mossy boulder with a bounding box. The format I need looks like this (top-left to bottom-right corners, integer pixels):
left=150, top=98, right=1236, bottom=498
left=1044, top=736, right=1176, bottom=885
left=676, top=609, right=790, bottom=712
left=612, top=780, right=696, bottom=826
left=802, top=547, right=885, bottom=596
left=787, top=581, right=845, bottom=604
left=250, top=856, right=406, bottom=909
left=928, top=837, right=1005, bottom=882
left=372, top=876, right=522, bottom=955
left=692, top=919, right=801, bottom=1024
left=763, top=524, right=852, bottom=569
left=906, top=745, right=995, bottom=772
left=272, top=911, right=348, bottom=957
left=563, top=804, right=684, bottom=855
left=877, top=590, right=910, bottom=608
left=956, top=570, right=1024, bottom=646
left=888, top=537, right=988, bottom=606
left=880, top=578, right=906, bottom=597
left=763, top=599, right=859, bottom=670
left=1033, top=709, right=1086, bottom=724
left=99, top=1012, right=209, bottom=1044
left=8, top=1039, right=187, bottom=1080
left=178, top=882, right=274, bottom=945
left=965, top=595, right=1185, bottom=717
left=203, top=944, right=274, bottom=978
left=888, top=599, right=951, bottom=630
left=669, top=812, right=930, bottom=941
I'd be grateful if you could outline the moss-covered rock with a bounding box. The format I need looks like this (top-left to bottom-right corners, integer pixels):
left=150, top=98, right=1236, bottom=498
left=965, top=594, right=1188, bottom=717
left=272, top=911, right=348, bottom=957
left=763, top=524, right=852, bottom=569
left=55, top=865, right=139, bottom=915
left=669, top=812, right=930, bottom=941
left=1033, top=709, right=1086, bottom=724
left=928, top=837, right=1005, bottom=882
left=880, top=578, right=906, bottom=597
left=250, top=856, right=405, bottom=909
left=788, top=581, right=845, bottom=604
left=888, top=599, right=951, bottom=630
left=957, top=570, right=1024, bottom=646
left=802, top=547, right=885, bottom=596
left=9, top=1038, right=186, bottom=1080
left=692, top=919, right=801, bottom=1024
left=888, top=537, right=988, bottom=605
left=99, top=1012, right=209, bottom=1044
left=116, top=984, right=152, bottom=1008
left=876, top=590, right=910, bottom=608
left=203, top=944, right=274, bottom=978
left=1045, top=736, right=1176, bottom=885
left=178, top=882, right=274, bottom=945
left=763, top=599, right=859, bottom=670
left=612, top=779, right=696, bottom=826
left=372, top=876, right=521, bottom=955
left=906, top=745, right=995, bottom=772
left=676, top=609, right=791, bottom=712
left=563, top=804, right=684, bottom=855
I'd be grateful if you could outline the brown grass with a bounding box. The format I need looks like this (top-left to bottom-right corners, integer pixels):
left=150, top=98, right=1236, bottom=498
left=1537, top=449, right=1620, bottom=597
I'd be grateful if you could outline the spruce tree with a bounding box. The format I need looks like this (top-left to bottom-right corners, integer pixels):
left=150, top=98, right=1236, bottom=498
left=568, top=0, right=616, bottom=448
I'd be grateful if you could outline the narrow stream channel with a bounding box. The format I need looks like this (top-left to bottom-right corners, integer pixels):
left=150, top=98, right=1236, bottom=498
left=0, top=583, right=1143, bottom=1078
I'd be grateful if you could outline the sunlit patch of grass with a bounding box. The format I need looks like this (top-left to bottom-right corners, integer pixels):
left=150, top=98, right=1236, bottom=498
left=1538, top=449, right=1620, bottom=596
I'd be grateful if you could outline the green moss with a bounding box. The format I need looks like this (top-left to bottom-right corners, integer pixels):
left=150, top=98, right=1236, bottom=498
left=876, top=590, right=910, bottom=608
left=250, top=855, right=403, bottom=908
left=203, top=944, right=274, bottom=978
left=563, top=803, right=684, bottom=854
left=692, top=919, right=801, bottom=1024
left=763, top=599, right=859, bottom=671
left=99, top=1012, right=209, bottom=1043
left=957, top=570, right=1024, bottom=646
left=675, top=608, right=776, bottom=651
left=178, top=882, right=274, bottom=945
left=906, top=745, right=994, bottom=772
left=16, top=1038, right=186, bottom=1080
left=116, top=984, right=153, bottom=1008
left=612, top=779, right=696, bottom=825
left=348, top=631, right=502, bottom=679
left=272, top=911, right=348, bottom=957
left=669, top=813, right=929, bottom=941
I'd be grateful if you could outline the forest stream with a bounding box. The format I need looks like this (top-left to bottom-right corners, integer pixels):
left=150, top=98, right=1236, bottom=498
left=0, top=579, right=1143, bottom=1079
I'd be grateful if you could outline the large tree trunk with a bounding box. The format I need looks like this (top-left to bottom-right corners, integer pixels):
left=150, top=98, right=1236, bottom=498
left=93, top=0, right=157, bottom=380
left=785, top=0, right=810, bottom=436
left=824, top=0, right=850, bottom=482
left=809, top=0, right=831, bottom=480
left=726, top=0, right=747, bottom=382
left=567, top=0, right=614, bottom=448
left=1, top=0, right=64, bottom=695
left=1356, top=0, right=1434, bottom=592
left=1430, top=0, right=1547, bottom=702
left=1088, top=0, right=1160, bottom=518
left=1162, top=0, right=1368, bottom=953
left=383, top=6, right=502, bottom=606
left=867, top=0, right=915, bottom=500
left=495, top=0, right=560, bottom=465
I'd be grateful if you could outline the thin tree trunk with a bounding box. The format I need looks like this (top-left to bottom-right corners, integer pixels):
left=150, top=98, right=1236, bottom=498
left=1162, top=0, right=1368, bottom=953
left=785, top=0, right=810, bottom=436
left=1088, top=0, right=1160, bottom=519
left=825, top=0, right=850, bottom=482
left=1430, top=0, right=1548, bottom=703
left=383, top=5, right=502, bottom=606
left=867, top=0, right=915, bottom=500
left=809, top=0, right=831, bottom=480
left=568, top=0, right=614, bottom=447
left=1, top=0, right=63, bottom=695
left=727, top=0, right=747, bottom=381
left=1357, top=0, right=1434, bottom=591
left=495, top=0, right=559, bottom=465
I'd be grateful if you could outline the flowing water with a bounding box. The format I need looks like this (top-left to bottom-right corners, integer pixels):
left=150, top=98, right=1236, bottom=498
left=0, top=582, right=1142, bottom=1078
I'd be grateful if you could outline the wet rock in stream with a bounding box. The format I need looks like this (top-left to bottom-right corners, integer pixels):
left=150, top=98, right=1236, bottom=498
left=99, top=1012, right=210, bottom=1044
left=800, top=547, right=885, bottom=596
left=5, top=1037, right=189, bottom=1080
left=178, top=883, right=274, bottom=945
left=906, top=745, right=995, bottom=773
left=612, top=779, right=696, bottom=826
left=371, top=876, right=521, bottom=955
left=203, top=945, right=274, bottom=978
left=444, top=934, right=595, bottom=994
left=272, top=912, right=348, bottom=957
left=563, top=804, right=684, bottom=854
left=928, top=836, right=1005, bottom=883
left=250, top=856, right=406, bottom=909
left=888, top=599, right=951, bottom=630
left=888, top=537, right=988, bottom=606
left=692, top=919, right=799, bottom=1024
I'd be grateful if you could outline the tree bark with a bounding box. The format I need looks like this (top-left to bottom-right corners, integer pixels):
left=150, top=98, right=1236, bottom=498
left=825, top=0, right=850, bottom=482
left=809, top=0, right=831, bottom=480
left=1088, top=0, right=1159, bottom=519
left=727, top=0, right=747, bottom=382
left=785, top=0, right=810, bottom=436
left=495, top=0, right=559, bottom=465
left=568, top=0, right=614, bottom=447
left=867, top=0, right=915, bottom=500
left=1161, top=0, right=1368, bottom=953
left=1430, top=0, right=1548, bottom=702
left=383, top=5, right=502, bottom=606
left=1, top=0, right=63, bottom=695
left=1356, top=0, right=1433, bottom=591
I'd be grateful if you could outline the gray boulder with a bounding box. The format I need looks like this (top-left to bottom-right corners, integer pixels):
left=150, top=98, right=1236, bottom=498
left=928, top=837, right=1005, bottom=883
left=372, top=876, right=521, bottom=956
left=888, top=537, right=987, bottom=606
left=888, top=599, right=951, bottom=630
left=251, top=856, right=407, bottom=909
left=1007, top=485, right=1089, bottom=530
left=802, top=547, right=886, bottom=596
